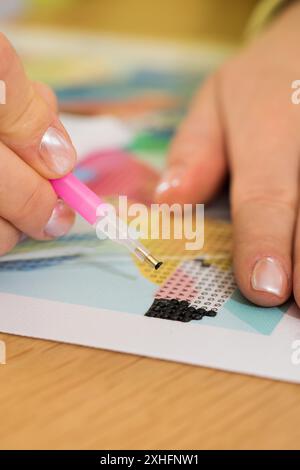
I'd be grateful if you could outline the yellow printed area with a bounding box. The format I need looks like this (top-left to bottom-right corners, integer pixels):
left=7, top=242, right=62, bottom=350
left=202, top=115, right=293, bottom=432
left=132, top=217, right=232, bottom=285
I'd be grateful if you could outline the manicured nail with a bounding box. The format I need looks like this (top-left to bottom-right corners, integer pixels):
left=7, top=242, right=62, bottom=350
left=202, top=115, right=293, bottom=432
left=155, top=168, right=184, bottom=195
left=251, top=257, right=287, bottom=297
left=40, top=126, right=76, bottom=175
left=44, top=200, right=74, bottom=238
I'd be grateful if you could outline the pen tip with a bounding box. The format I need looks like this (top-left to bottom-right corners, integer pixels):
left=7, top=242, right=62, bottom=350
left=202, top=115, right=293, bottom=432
left=155, top=261, right=163, bottom=270
left=134, top=246, right=163, bottom=270
left=144, top=253, right=163, bottom=270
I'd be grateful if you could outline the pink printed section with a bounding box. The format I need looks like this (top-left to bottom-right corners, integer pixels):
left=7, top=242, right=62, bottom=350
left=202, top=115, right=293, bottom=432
left=156, top=267, right=199, bottom=301
left=156, top=259, right=236, bottom=313
left=76, top=149, right=159, bottom=205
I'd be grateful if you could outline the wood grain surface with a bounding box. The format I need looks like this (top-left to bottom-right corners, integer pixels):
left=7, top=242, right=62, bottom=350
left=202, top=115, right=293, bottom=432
left=0, top=332, right=300, bottom=450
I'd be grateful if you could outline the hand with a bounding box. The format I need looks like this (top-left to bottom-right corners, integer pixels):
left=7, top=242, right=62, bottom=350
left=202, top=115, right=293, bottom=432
left=0, top=33, right=76, bottom=255
left=155, top=3, right=300, bottom=307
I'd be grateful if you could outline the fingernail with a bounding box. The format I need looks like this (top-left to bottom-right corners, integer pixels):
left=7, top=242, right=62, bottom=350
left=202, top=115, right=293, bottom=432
left=44, top=200, right=74, bottom=238
left=155, top=168, right=184, bottom=195
left=40, top=126, right=76, bottom=175
left=251, top=257, right=287, bottom=297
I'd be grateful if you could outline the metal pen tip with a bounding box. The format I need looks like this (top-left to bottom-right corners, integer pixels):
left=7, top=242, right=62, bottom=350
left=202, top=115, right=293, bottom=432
left=134, top=246, right=163, bottom=270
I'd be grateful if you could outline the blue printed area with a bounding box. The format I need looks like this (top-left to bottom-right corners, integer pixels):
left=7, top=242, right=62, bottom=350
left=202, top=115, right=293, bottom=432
left=0, top=256, right=79, bottom=272
left=55, top=69, right=203, bottom=103
left=10, top=232, right=104, bottom=258
left=0, top=236, right=289, bottom=335
left=0, top=257, right=157, bottom=314
left=0, top=253, right=289, bottom=336
left=73, top=167, right=97, bottom=183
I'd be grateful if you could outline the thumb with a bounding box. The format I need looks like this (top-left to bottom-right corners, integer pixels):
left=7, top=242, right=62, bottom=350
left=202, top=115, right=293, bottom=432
left=0, top=33, right=76, bottom=179
left=155, top=75, right=226, bottom=204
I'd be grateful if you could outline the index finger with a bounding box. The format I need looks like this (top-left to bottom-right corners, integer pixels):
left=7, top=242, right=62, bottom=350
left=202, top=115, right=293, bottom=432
left=0, top=33, right=76, bottom=179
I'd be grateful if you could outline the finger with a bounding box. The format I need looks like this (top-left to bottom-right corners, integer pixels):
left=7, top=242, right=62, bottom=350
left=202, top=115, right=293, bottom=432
left=0, top=141, right=75, bottom=240
left=0, top=33, right=76, bottom=179
left=155, top=76, right=227, bottom=204
left=0, top=217, right=21, bottom=256
left=231, top=128, right=297, bottom=307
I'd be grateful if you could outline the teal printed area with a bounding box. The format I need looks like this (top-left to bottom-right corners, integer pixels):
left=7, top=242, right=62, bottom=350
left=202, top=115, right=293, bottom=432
left=223, top=290, right=290, bottom=335
left=0, top=254, right=157, bottom=315
left=188, top=290, right=289, bottom=335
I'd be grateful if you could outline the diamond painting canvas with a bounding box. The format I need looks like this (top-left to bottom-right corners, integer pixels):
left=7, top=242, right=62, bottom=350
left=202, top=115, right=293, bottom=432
left=0, top=27, right=299, bottom=384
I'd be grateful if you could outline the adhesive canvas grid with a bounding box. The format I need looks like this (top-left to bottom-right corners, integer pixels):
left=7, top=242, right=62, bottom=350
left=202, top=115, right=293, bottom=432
left=0, top=130, right=298, bottom=383
left=141, top=219, right=237, bottom=322
left=0, top=203, right=299, bottom=384
left=0, top=30, right=299, bottom=382
left=156, top=259, right=236, bottom=313
left=0, top=120, right=299, bottom=383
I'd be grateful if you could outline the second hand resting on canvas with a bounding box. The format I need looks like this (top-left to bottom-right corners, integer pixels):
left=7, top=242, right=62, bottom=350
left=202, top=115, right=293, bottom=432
left=1, top=3, right=300, bottom=308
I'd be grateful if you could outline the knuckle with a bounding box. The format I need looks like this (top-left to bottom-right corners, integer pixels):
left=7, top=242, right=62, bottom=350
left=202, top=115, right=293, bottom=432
left=232, top=186, right=298, bottom=218
left=0, top=87, right=51, bottom=142
left=13, top=180, right=49, bottom=226
left=4, top=86, right=36, bottom=134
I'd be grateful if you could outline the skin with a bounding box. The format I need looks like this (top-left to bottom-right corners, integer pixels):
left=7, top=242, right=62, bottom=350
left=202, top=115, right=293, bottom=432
left=0, top=33, right=76, bottom=255
left=155, top=2, right=300, bottom=307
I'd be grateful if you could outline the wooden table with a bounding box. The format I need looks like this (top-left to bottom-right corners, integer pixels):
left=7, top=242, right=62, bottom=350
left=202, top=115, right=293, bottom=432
left=0, top=332, right=299, bottom=450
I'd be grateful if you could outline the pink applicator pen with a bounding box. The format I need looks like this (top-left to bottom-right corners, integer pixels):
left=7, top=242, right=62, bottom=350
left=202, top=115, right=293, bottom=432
left=50, top=174, right=162, bottom=270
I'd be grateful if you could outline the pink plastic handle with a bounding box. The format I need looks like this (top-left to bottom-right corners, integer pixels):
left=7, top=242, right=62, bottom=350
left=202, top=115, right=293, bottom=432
left=50, top=173, right=103, bottom=225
